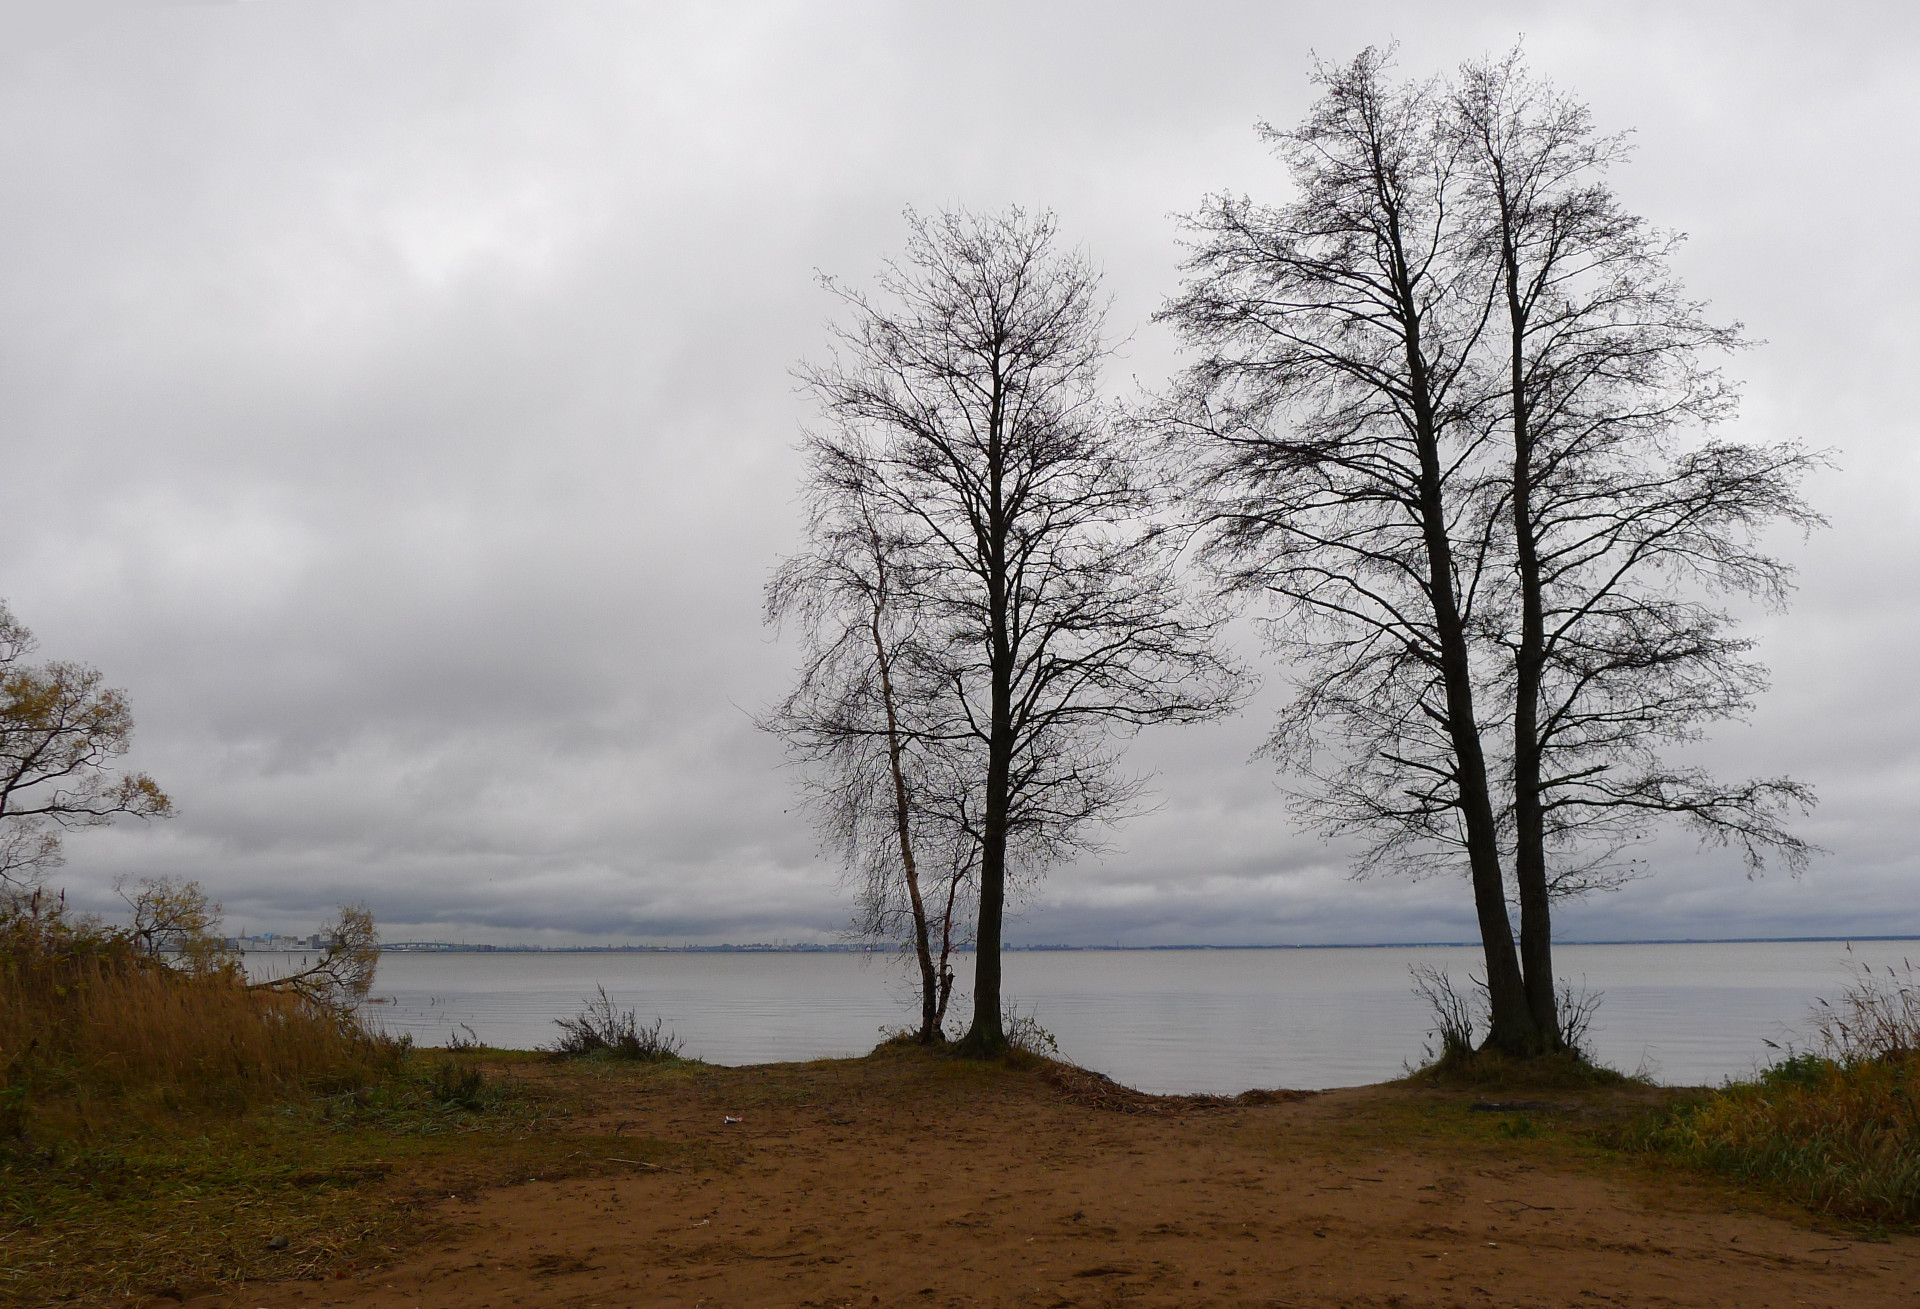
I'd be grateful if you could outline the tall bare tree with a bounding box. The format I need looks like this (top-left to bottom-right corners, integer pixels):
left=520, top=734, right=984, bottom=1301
left=1158, top=51, right=1543, bottom=1050
left=1164, top=49, right=1820, bottom=1056
left=797, top=207, right=1238, bottom=1055
left=1, top=600, right=172, bottom=894
left=1453, top=49, right=1821, bottom=1046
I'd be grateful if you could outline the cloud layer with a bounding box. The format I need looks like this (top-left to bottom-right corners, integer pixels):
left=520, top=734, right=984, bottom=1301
left=1, top=0, right=1914, bottom=945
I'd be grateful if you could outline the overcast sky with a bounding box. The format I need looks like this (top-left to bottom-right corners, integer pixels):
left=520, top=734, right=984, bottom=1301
left=1, top=0, right=1913, bottom=946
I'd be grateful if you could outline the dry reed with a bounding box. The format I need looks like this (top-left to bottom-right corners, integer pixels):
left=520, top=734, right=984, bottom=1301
left=1, top=896, right=393, bottom=1127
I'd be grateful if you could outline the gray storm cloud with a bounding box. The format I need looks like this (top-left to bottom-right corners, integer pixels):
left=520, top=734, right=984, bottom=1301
left=0, top=0, right=1913, bottom=944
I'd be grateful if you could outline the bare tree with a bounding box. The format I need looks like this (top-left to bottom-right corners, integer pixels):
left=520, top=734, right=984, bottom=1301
left=798, top=207, right=1239, bottom=1055
left=1157, top=51, right=1543, bottom=1051
left=1453, top=48, right=1821, bottom=1045
left=1163, top=49, right=1820, bottom=1056
left=765, top=491, right=975, bottom=1042
left=247, top=903, right=381, bottom=1017
left=0, top=600, right=172, bottom=893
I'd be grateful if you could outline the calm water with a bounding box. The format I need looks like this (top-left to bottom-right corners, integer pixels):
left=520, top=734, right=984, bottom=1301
left=247, top=940, right=1916, bottom=1094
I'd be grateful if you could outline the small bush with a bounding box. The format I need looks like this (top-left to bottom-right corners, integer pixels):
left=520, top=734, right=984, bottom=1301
left=548, top=986, right=683, bottom=1062
left=1408, top=964, right=1608, bottom=1072
left=1002, top=1003, right=1059, bottom=1058
left=424, top=1057, right=497, bottom=1112
left=1410, top=965, right=1480, bottom=1064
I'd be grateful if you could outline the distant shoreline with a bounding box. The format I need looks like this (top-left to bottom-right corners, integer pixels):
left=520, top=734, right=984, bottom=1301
left=231, top=935, right=1920, bottom=955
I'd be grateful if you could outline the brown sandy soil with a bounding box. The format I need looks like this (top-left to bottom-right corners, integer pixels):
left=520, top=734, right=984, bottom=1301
left=183, top=1050, right=1917, bottom=1309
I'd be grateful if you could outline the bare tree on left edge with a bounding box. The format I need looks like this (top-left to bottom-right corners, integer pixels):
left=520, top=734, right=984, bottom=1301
left=0, top=600, right=172, bottom=895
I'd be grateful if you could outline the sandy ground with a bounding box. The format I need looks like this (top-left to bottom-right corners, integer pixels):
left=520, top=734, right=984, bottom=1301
left=187, top=1054, right=1919, bottom=1309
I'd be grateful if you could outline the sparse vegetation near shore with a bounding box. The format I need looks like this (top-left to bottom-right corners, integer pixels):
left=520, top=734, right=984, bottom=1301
left=0, top=890, right=551, bottom=1301
left=1622, top=961, right=1920, bottom=1225
left=11, top=1040, right=1911, bottom=1309
left=1, top=894, right=393, bottom=1125
left=546, top=985, right=686, bottom=1062
left=6, top=884, right=1915, bottom=1304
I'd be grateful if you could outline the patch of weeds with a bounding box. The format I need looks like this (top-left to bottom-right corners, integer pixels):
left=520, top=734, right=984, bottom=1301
left=0, top=1053, right=575, bottom=1305
left=1003, top=1003, right=1060, bottom=1057
left=1403, top=965, right=1628, bottom=1088
left=1497, top=1115, right=1539, bottom=1140
left=548, top=986, right=685, bottom=1062
left=1401, top=1046, right=1642, bottom=1091
left=1757, top=1051, right=1834, bottom=1091
left=1613, top=961, right=1920, bottom=1228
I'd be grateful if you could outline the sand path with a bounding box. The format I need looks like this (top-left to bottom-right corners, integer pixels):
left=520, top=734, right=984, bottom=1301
left=204, top=1057, right=1919, bottom=1308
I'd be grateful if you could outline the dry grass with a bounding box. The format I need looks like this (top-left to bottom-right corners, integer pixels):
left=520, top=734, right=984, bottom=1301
left=0, top=895, right=570, bottom=1304
left=1624, top=959, right=1920, bottom=1227
left=1, top=899, right=395, bottom=1125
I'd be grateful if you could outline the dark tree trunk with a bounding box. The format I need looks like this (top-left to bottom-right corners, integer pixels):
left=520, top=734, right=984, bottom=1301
left=961, top=380, right=1013, bottom=1057
left=1402, top=319, right=1538, bottom=1055
left=1502, top=232, right=1561, bottom=1051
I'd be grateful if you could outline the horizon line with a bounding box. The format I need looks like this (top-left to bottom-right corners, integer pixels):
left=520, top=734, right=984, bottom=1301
left=320, top=934, right=1920, bottom=955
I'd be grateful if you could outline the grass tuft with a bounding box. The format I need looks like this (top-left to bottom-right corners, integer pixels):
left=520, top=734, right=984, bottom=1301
left=1399, top=1044, right=1642, bottom=1091
left=546, top=985, right=685, bottom=1062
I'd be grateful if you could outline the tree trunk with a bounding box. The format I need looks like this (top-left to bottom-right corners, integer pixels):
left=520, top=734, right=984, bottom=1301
left=872, top=602, right=941, bottom=1043
left=960, top=368, right=1013, bottom=1058
left=961, top=616, right=1014, bottom=1055
left=1502, top=232, right=1562, bottom=1052
left=1399, top=285, right=1539, bottom=1056
left=934, top=869, right=961, bottom=1032
left=960, top=563, right=1014, bottom=1054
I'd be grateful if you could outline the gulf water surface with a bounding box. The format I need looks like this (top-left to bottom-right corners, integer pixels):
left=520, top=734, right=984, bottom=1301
left=251, top=940, right=1916, bottom=1095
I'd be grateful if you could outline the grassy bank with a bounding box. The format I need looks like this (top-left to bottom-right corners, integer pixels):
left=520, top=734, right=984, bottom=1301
left=1624, top=1053, right=1920, bottom=1226
left=7, top=895, right=1916, bottom=1302
left=0, top=896, right=599, bottom=1301
left=1618, top=961, right=1920, bottom=1228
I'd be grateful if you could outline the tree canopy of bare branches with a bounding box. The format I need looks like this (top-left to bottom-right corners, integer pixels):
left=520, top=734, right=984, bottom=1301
left=1452, top=49, right=1822, bottom=1043
left=1161, top=48, right=1820, bottom=1055
left=789, top=207, right=1239, bottom=1055
left=0, top=600, right=172, bottom=894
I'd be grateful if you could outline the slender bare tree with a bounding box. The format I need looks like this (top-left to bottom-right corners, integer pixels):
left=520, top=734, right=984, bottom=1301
left=1158, top=50, right=1544, bottom=1050
left=765, top=491, right=975, bottom=1042
left=1453, top=48, right=1822, bottom=1045
left=797, top=207, right=1239, bottom=1055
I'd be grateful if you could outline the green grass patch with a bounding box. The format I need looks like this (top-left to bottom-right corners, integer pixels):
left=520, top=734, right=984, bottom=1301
left=1609, top=960, right=1920, bottom=1228
left=1616, top=1052, right=1920, bottom=1228
left=0, top=1051, right=700, bottom=1305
